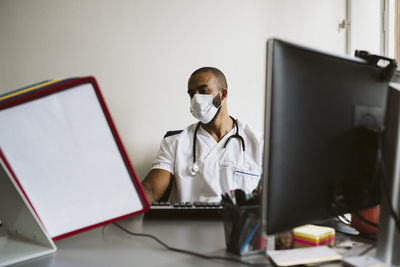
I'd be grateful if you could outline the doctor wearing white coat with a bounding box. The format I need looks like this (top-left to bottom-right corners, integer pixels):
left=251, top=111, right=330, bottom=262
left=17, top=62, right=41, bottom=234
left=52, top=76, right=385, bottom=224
left=142, top=67, right=263, bottom=203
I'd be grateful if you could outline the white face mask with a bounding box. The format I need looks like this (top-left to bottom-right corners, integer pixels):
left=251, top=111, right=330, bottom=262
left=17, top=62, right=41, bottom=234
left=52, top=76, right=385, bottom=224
left=190, top=89, right=222, bottom=124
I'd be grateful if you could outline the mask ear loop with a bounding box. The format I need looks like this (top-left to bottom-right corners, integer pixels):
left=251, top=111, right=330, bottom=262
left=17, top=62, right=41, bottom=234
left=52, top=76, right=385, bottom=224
left=213, top=88, right=224, bottom=109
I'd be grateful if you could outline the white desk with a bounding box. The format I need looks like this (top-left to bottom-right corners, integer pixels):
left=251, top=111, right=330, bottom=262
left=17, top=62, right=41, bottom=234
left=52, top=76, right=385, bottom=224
left=9, top=216, right=374, bottom=267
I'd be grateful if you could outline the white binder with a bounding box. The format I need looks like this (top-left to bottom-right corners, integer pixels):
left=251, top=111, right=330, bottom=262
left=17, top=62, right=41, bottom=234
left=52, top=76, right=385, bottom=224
left=0, top=77, right=149, bottom=242
left=0, top=158, right=56, bottom=266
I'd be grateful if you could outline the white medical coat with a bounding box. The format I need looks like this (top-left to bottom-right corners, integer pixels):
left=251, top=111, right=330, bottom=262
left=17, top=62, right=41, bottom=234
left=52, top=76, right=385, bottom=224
left=151, top=119, right=263, bottom=202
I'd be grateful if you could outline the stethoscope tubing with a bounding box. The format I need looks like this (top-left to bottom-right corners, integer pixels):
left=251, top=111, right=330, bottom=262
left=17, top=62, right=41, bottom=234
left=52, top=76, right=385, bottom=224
left=192, top=116, right=245, bottom=165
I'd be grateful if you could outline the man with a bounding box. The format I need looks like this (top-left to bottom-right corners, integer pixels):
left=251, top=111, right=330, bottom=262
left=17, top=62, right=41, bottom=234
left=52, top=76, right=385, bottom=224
left=142, top=67, right=263, bottom=203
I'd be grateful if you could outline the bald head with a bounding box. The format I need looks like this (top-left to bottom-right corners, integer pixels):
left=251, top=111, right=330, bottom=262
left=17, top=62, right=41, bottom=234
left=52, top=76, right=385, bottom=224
left=190, top=67, right=228, bottom=89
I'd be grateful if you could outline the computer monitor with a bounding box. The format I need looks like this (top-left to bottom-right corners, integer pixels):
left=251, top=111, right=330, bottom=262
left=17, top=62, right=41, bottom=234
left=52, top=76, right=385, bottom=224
left=261, top=39, right=391, bottom=235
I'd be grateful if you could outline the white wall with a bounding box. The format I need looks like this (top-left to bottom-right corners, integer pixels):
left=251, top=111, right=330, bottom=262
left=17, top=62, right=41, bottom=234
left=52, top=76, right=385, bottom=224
left=350, top=0, right=382, bottom=55
left=386, top=0, right=396, bottom=58
left=0, top=0, right=346, bottom=180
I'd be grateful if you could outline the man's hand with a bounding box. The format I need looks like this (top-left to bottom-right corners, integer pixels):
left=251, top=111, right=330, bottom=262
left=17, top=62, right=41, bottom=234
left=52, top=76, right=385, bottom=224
left=141, top=169, right=173, bottom=203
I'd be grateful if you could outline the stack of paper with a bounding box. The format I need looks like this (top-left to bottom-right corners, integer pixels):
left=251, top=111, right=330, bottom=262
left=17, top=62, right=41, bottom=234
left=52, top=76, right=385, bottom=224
left=293, top=224, right=335, bottom=248
left=268, top=246, right=342, bottom=266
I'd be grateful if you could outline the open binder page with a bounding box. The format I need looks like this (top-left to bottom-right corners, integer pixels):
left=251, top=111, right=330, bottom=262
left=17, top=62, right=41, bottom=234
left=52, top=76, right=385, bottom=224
left=0, top=82, right=145, bottom=239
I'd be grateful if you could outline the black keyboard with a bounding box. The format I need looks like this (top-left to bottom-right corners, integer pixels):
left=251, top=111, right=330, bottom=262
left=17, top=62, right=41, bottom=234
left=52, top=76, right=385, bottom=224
left=145, top=202, right=224, bottom=219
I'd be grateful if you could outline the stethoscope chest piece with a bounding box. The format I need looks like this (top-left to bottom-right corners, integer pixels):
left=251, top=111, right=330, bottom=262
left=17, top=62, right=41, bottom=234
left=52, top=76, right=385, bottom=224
left=188, top=162, right=200, bottom=176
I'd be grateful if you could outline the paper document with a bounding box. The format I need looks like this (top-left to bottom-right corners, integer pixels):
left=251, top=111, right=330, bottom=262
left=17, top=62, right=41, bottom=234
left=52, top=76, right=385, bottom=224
left=267, top=246, right=342, bottom=266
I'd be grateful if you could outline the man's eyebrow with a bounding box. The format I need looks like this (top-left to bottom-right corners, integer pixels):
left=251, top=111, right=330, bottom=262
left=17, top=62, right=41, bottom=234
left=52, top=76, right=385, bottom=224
left=189, top=84, right=208, bottom=91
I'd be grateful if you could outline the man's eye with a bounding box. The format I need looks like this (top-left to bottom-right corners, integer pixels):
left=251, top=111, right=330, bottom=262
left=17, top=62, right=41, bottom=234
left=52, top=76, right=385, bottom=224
left=199, top=89, right=207, bottom=94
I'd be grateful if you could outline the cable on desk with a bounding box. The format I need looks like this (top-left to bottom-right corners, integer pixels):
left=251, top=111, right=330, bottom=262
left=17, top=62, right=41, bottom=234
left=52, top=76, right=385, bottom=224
left=358, top=244, right=375, bottom=256
left=113, top=222, right=272, bottom=267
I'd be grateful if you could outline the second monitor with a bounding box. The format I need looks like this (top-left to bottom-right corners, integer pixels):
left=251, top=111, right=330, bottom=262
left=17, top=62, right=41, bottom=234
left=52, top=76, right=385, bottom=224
left=262, top=39, right=391, bottom=235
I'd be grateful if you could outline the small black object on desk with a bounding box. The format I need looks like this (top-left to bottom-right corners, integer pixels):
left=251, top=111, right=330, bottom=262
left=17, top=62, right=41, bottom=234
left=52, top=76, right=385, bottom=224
left=221, top=190, right=265, bottom=255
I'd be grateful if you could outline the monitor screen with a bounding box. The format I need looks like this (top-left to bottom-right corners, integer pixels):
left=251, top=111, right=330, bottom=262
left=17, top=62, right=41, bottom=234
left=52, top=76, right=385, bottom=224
left=262, top=39, right=390, bottom=235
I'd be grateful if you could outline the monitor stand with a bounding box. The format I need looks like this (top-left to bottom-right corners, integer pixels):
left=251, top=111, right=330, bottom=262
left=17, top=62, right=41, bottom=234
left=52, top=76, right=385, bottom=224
left=344, top=82, right=400, bottom=267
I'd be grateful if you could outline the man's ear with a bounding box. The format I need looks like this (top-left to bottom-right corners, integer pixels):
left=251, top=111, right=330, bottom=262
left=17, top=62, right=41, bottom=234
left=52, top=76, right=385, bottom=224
left=221, top=88, right=228, bottom=101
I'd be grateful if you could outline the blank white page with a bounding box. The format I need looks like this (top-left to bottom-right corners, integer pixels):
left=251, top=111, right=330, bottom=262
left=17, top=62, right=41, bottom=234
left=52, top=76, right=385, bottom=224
left=267, top=246, right=342, bottom=266
left=0, top=83, right=143, bottom=238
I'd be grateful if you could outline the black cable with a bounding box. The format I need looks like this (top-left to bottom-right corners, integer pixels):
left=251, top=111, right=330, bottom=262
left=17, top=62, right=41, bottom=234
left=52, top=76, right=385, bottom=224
left=358, top=244, right=375, bottom=256
left=350, top=129, right=381, bottom=230
left=337, top=128, right=381, bottom=232
left=369, top=128, right=400, bottom=234
left=373, top=127, right=400, bottom=234
left=335, top=229, right=377, bottom=242
left=112, top=222, right=271, bottom=267
left=353, top=212, right=379, bottom=228
left=337, top=128, right=399, bottom=235
left=193, top=123, right=201, bottom=163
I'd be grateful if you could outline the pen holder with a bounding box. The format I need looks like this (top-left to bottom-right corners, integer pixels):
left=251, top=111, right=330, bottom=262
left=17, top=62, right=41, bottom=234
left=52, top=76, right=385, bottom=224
left=223, top=203, right=266, bottom=255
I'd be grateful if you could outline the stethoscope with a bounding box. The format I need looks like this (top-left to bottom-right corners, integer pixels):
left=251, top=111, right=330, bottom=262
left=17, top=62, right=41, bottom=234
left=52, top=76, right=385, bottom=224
left=188, top=116, right=246, bottom=176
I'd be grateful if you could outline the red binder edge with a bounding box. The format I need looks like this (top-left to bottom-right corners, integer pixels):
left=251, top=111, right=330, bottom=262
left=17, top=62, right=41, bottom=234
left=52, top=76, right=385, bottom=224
left=0, top=76, right=150, bottom=240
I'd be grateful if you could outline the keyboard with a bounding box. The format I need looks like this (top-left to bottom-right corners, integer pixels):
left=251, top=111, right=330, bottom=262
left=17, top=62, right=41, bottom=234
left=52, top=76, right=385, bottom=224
left=145, top=202, right=224, bottom=219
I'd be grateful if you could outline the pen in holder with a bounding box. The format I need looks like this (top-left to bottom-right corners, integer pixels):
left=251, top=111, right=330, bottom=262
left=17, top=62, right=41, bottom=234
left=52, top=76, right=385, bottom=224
left=223, top=202, right=266, bottom=255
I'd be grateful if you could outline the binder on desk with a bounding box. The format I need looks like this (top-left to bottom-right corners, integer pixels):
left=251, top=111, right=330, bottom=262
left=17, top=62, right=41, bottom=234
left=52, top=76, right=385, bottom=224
left=0, top=157, right=56, bottom=267
left=0, top=77, right=149, bottom=241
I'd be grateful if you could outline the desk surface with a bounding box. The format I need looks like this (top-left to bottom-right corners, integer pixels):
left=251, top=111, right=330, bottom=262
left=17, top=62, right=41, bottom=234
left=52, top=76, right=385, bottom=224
left=11, top=215, right=375, bottom=267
